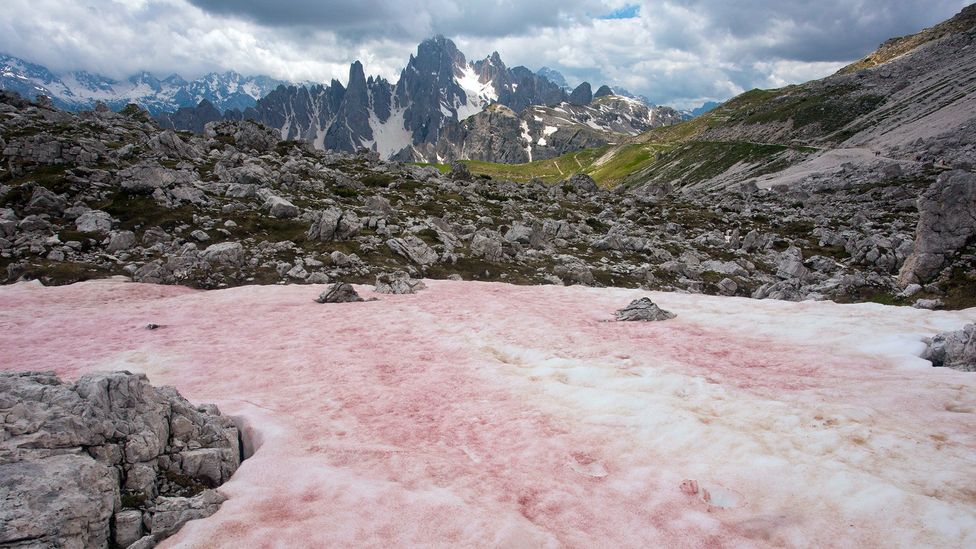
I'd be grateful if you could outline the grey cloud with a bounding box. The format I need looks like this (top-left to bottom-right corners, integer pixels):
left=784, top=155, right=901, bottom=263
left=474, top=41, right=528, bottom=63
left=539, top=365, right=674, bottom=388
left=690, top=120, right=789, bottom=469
left=185, top=0, right=599, bottom=39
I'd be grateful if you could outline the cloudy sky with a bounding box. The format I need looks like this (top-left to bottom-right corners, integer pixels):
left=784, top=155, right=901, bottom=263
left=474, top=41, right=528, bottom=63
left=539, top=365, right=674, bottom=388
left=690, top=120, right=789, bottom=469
left=0, top=0, right=970, bottom=108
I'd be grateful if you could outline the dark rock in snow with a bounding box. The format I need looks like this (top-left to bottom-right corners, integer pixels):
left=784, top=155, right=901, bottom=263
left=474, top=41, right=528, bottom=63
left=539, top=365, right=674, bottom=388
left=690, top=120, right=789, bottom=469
left=615, top=297, right=676, bottom=321
left=316, top=282, right=364, bottom=303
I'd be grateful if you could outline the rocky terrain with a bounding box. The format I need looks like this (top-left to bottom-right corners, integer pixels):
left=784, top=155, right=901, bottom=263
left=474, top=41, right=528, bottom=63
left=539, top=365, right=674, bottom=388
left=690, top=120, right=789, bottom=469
left=0, top=370, right=241, bottom=548
left=1, top=88, right=973, bottom=308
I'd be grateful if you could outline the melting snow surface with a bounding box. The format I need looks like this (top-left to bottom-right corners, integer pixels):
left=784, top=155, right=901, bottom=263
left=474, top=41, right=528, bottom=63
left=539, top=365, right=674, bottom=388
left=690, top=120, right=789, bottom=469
left=1, top=279, right=975, bottom=547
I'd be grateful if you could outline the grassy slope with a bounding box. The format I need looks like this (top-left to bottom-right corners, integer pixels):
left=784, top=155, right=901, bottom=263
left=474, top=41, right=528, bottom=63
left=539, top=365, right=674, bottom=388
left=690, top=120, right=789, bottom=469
left=414, top=6, right=973, bottom=189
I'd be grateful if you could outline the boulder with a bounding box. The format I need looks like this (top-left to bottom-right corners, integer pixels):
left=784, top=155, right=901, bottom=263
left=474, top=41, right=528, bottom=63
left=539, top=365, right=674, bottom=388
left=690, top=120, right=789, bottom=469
left=898, top=170, right=976, bottom=286
left=448, top=161, right=472, bottom=181
left=201, top=241, right=245, bottom=267
left=374, top=271, right=427, bottom=294
left=470, top=230, right=505, bottom=262
left=565, top=173, right=599, bottom=194
left=308, top=208, right=360, bottom=241
left=386, top=236, right=439, bottom=266
left=25, top=186, right=66, bottom=214
left=204, top=120, right=280, bottom=154
left=922, top=324, right=976, bottom=372
left=614, top=297, right=677, bottom=321
left=265, top=195, right=299, bottom=218
left=75, top=209, right=113, bottom=233
left=316, top=282, right=364, bottom=303
left=106, top=230, right=137, bottom=252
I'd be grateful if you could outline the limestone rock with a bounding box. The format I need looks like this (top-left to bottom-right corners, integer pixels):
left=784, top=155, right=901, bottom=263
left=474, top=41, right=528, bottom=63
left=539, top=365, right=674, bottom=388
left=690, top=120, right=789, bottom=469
left=316, top=282, right=364, bottom=303
left=898, top=170, right=976, bottom=286
left=75, top=209, right=113, bottom=233
left=922, top=323, right=976, bottom=372
left=615, top=297, right=676, bottom=321
left=201, top=241, right=245, bottom=267
left=0, top=371, right=240, bottom=549
left=386, top=236, right=438, bottom=266
left=265, top=195, right=299, bottom=218
left=374, top=271, right=427, bottom=294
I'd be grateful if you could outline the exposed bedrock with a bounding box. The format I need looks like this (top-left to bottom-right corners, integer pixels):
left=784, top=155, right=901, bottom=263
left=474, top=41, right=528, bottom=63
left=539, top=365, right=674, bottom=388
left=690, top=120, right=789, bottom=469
left=0, top=370, right=242, bottom=549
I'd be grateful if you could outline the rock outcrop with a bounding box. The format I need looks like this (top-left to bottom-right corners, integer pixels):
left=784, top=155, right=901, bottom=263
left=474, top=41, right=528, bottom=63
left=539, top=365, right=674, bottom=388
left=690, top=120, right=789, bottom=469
left=615, top=298, right=676, bottom=321
left=922, top=323, right=976, bottom=372
left=898, top=170, right=976, bottom=286
left=374, top=271, right=426, bottom=294
left=316, top=282, right=364, bottom=303
left=0, top=371, right=241, bottom=549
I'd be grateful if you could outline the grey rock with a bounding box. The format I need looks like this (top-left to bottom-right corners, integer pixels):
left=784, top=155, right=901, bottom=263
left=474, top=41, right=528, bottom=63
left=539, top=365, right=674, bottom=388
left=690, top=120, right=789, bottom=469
left=265, top=195, right=299, bottom=218
left=147, top=490, right=226, bottom=540
left=204, top=120, right=280, bottom=154
left=316, top=282, right=364, bottom=303
left=364, top=195, right=393, bottom=215
left=0, top=371, right=240, bottom=549
left=898, top=170, right=976, bottom=286
left=718, top=277, right=739, bottom=295
left=615, top=297, right=676, bottom=321
left=554, top=259, right=594, bottom=285
left=565, top=173, right=598, bottom=194
left=18, top=214, right=52, bottom=232
left=114, top=509, right=145, bottom=547
left=308, top=208, right=360, bottom=241
left=107, top=230, right=137, bottom=252
left=374, top=271, right=427, bottom=294
left=25, top=186, right=66, bottom=214
left=386, top=236, right=439, bottom=266
left=75, top=209, right=113, bottom=233
left=201, top=241, right=244, bottom=267
left=448, top=161, right=472, bottom=181
left=190, top=230, right=211, bottom=242
left=922, top=323, right=976, bottom=372
left=470, top=229, right=505, bottom=262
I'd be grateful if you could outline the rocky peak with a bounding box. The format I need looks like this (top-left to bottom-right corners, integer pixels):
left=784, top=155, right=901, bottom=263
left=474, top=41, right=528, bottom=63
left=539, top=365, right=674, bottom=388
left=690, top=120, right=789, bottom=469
left=569, top=82, right=593, bottom=105
left=594, top=85, right=614, bottom=98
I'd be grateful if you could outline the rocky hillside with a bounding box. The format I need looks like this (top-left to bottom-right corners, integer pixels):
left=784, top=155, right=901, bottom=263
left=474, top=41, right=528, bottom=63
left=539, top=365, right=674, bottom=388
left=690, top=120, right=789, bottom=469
left=151, top=37, right=683, bottom=164
left=0, top=54, right=283, bottom=114
left=398, top=94, right=685, bottom=164
left=531, top=4, right=976, bottom=194
left=1, top=90, right=972, bottom=308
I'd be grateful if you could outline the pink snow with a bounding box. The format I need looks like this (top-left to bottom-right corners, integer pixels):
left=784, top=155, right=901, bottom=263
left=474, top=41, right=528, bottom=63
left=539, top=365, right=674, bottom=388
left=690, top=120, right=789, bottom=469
left=2, top=278, right=975, bottom=547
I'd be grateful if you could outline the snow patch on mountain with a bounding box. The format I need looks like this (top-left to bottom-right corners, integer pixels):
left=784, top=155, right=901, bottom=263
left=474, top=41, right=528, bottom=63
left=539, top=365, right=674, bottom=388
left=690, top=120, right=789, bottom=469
left=455, top=64, right=496, bottom=120
left=367, top=107, right=413, bottom=158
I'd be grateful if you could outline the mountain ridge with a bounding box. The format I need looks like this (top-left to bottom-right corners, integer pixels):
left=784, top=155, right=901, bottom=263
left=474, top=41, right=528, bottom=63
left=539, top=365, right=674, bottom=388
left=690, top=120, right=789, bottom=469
left=0, top=54, right=284, bottom=114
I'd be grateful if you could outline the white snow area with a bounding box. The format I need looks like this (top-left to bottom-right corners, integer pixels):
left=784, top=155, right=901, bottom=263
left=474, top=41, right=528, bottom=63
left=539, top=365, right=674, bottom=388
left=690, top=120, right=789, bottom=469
left=2, top=279, right=975, bottom=547
left=366, top=107, right=413, bottom=159
left=520, top=120, right=533, bottom=162
left=538, top=125, right=559, bottom=146
left=454, top=64, right=498, bottom=122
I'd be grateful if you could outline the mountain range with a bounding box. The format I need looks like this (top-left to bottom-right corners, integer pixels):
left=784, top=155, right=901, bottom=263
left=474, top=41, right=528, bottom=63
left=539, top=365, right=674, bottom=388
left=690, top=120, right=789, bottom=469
left=158, top=37, right=685, bottom=163
left=0, top=54, right=284, bottom=114
left=0, top=38, right=689, bottom=163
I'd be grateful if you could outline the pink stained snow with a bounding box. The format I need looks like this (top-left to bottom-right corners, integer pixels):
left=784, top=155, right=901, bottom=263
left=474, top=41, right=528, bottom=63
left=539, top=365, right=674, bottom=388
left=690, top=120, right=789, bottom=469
left=2, top=279, right=975, bottom=548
